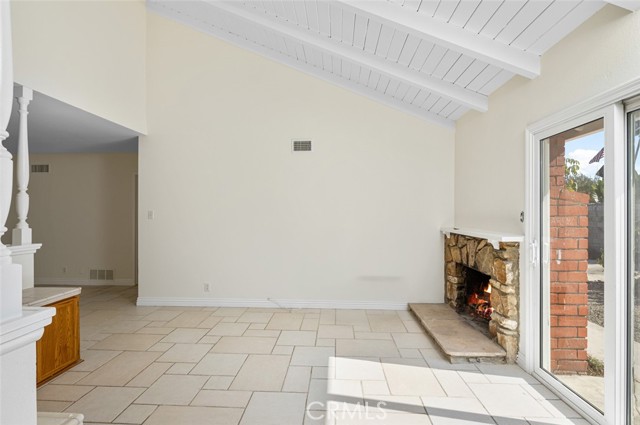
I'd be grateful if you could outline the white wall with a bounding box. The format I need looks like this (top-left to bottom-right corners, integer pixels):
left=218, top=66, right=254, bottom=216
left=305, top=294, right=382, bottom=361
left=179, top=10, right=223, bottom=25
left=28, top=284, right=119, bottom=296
left=11, top=0, right=147, bottom=134
left=138, top=13, right=454, bottom=306
left=3, top=153, right=138, bottom=285
left=455, top=5, right=640, bottom=234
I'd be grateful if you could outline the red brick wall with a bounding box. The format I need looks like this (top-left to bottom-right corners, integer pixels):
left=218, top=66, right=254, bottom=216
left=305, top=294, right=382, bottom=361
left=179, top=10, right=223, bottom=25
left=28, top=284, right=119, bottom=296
left=548, top=139, right=589, bottom=374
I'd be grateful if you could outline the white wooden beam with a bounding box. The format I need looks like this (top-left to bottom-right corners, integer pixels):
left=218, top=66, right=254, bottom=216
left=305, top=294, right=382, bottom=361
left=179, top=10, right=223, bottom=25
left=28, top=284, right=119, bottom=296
left=147, top=1, right=455, bottom=127
left=336, top=0, right=541, bottom=79
left=605, top=0, right=640, bottom=11
left=206, top=0, right=487, bottom=112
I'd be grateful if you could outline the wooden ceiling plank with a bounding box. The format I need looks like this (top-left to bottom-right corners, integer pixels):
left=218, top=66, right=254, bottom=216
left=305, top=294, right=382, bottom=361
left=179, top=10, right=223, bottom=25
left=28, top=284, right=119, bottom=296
left=200, top=1, right=489, bottom=111
left=337, top=0, right=540, bottom=78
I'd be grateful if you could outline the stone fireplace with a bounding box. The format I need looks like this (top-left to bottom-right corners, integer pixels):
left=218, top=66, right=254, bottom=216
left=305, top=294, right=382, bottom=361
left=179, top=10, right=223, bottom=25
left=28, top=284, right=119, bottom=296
left=444, top=232, right=520, bottom=362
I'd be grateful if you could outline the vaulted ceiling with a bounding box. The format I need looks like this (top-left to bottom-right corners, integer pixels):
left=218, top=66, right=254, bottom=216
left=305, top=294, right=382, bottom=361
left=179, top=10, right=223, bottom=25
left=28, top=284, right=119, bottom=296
left=147, top=0, right=638, bottom=128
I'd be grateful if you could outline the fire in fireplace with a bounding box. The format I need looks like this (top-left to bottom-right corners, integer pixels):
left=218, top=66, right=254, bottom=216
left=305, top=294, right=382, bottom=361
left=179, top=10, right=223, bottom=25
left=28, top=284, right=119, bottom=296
left=460, top=267, right=493, bottom=321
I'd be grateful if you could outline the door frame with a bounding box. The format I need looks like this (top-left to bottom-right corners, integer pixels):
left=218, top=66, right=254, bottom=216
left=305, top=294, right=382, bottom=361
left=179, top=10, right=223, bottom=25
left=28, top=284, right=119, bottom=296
left=523, top=79, right=640, bottom=424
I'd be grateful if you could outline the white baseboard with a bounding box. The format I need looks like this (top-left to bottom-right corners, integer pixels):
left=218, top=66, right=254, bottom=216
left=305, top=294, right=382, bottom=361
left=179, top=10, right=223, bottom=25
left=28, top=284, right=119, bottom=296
left=36, top=278, right=135, bottom=287
left=136, top=297, right=408, bottom=310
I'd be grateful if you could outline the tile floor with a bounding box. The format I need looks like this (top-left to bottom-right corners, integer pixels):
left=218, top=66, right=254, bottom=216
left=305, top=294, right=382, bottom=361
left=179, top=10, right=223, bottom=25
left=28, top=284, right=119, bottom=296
left=37, top=286, right=589, bottom=425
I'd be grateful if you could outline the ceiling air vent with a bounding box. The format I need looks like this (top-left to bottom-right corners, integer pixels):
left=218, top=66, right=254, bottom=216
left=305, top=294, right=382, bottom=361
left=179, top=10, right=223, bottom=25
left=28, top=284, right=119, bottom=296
left=292, top=140, right=312, bottom=152
left=31, top=164, right=49, bottom=173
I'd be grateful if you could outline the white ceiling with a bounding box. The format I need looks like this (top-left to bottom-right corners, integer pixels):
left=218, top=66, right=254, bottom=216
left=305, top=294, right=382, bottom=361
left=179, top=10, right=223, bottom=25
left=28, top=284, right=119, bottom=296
left=5, top=87, right=139, bottom=154
left=146, top=0, right=633, bottom=128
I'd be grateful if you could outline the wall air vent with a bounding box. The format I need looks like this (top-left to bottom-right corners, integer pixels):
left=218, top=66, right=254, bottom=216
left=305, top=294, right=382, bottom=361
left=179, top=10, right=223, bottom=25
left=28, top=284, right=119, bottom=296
left=90, top=269, right=114, bottom=281
left=31, top=164, right=49, bottom=173
left=292, top=140, right=312, bottom=152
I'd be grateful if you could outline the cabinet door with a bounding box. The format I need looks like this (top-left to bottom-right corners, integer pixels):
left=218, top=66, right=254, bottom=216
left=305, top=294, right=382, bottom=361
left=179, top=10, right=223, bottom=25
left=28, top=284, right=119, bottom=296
left=36, top=296, right=80, bottom=385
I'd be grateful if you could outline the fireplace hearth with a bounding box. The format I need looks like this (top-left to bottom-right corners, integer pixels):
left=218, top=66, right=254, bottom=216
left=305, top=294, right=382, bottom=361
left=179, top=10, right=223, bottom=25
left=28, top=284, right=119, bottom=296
left=444, top=232, right=520, bottom=363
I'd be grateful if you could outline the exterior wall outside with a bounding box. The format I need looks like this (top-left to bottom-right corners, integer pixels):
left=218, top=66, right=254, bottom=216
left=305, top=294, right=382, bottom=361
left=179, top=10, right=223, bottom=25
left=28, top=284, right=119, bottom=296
left=2, top=153, right=138, bottom=285
left=588, top=203, right=604, bottom=260
left=139, top=12, right=454, bottom=304
left=454, top=6, right=640, bottom=234
left=10, top=0, right=147, bottom=134
left=548, top=138, right=589, bottom=374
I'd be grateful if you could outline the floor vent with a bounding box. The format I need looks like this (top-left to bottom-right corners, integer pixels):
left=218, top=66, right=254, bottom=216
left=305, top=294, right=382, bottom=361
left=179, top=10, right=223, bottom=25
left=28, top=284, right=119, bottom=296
left=31, top=164, right=49, bottom=173
left=292, top=140, right=312, bottom=152
left=90, top=269, right=114, bottom=281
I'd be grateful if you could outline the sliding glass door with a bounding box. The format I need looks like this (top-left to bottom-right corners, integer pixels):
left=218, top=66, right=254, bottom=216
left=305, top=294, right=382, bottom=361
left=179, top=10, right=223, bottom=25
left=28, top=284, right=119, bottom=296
left=532, top=103, right=628, bottom=424
left=628, top=102, right=640, bottom=423
left=540, top=118, right=606, bottom=412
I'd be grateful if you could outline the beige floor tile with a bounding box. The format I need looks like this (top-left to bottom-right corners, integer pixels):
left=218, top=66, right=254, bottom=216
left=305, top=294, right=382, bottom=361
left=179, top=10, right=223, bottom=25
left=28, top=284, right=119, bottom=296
left=277, top=330, right=317, bottom=346
left=335, top=310, right=369, bottom=327
left=38, top=384, right=95, bottom=402
left=136, top=375, right=208, bottom=405
left=211, top=336, right=276, bottom=354
left=468, top=383, right=552, bottom=418
left=318, top=325, right=354, bottom=339
left=240, top=392, right=307, bottom=425
left=334, top=412, right=431, bottom=424
left=320, top=310, right=336, bottom=325
left=230, top=354, right=290, bottom=391
left=136, top=327, right=175, bottom=335
left=126, top=362, right=173, bottom=387
left=283, top=366, right=312, bottom=392
left=336, top=340, right=399, bottom=358
left=392, top=333, right=436, bottom=349
left=51, top=371, right=90, bottom=385
left=368, top=315, right=408, bottom=333
left=198, top=335, right=221, bottom=344
left=399, top=348, right=422, bottom=358
left=103, top=320, right=150, bottom=334
left=301, top=318, right=320, bottom=331
left=164, top=311, right=212, bottom=328
left=36, top=400, right=73, bottom=412
left=242, top=329, right=281, bottom=337
left=77, top=351, right=161, bottom=386
left=71, top=350, right=121, bottom=372
left=90, top=334, right=163, bottom=351
left=332, top=357, right=385, bottom=381
left=143, top=405, right=243, bottom=425
left=114, top=404, right=157, bottom=424
left=273, top=345, right=295, bottom=355
left=402, top=320, right=423, bottom=333
left=203, top=376, right=234, bottom=390
left=266, top=313, right=304, bottom=330
left=312, top=366, right=329, bottom=379
left=212, top=307, right=247, bottom=317
left=236, top=312, right=273, bottom=323
left=191, top=390, right=252, bottom=407
left=143, top=311, right=182, bottom=322
left=196, top=315, right=223, bottom=329
left=65, top=387, right=144, bottom=423
left=316, top=338, right=336, bottom=347
left=148, top=342, right=174, bottom=352
left=207, top=322, right=250, bottom=336
left=157, top=343, right=212, bottom=362
left=190, top=353, right=248, bottom=376
left=354, top=332, right=393, bottom=340
left=160, top=328, right=208, bottom=343
left=362, top=380, right=390, bottom=396
left=382, top=362, right=446, bottom=397
left=431, top=369, right=473, bottom=397
left=248, top=323, right=266, bottom=330
left=166, top=362, right=195, bottom=374
left=291, top=346, right=335, bottom=367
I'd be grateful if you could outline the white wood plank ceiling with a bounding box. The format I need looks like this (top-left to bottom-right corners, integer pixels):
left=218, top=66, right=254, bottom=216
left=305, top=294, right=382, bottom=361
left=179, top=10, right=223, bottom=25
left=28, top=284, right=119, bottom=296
left=147, top=0, right=634, bottom=128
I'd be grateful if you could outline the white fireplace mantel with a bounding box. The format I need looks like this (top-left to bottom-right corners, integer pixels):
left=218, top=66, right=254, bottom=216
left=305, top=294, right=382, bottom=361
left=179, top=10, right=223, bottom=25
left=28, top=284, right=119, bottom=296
left=441, top=226, right=524, bottom=249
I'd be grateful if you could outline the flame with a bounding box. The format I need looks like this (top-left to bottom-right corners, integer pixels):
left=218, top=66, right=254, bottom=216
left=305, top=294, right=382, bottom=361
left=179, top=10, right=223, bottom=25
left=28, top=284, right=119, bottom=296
left=484, top=284, right=492, bottom=294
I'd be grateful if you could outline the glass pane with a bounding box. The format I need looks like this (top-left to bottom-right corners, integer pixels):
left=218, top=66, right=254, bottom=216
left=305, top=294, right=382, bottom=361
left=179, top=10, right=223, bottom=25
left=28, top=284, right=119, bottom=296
left=541, top=118, right=605, bottom=411
left=629, top=108, right=640, bottom=423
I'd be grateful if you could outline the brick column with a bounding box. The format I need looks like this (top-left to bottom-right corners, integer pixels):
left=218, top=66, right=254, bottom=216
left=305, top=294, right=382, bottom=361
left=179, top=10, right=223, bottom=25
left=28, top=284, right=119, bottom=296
left=548, top=138, right=589, bottom=374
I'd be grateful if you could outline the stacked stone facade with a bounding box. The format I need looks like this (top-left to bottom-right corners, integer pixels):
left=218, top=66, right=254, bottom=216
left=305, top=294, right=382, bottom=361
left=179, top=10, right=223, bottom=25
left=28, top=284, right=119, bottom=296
left=444, top=234, right=520, bottom=363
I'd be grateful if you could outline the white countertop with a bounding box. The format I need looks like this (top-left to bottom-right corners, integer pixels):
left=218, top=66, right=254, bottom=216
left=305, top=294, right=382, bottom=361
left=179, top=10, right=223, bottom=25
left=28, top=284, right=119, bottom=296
left=23, top=287, right=82, bottom=307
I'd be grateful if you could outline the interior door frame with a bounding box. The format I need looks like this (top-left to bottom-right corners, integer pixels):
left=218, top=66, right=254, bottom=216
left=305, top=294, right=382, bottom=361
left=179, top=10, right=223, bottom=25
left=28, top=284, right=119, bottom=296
left=523, top=80, right=640, bottom=424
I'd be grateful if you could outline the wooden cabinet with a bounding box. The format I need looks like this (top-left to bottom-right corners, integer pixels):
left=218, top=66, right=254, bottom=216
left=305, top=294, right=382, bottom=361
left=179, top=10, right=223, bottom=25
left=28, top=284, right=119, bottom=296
left=36, top=295, right=80, bottom=386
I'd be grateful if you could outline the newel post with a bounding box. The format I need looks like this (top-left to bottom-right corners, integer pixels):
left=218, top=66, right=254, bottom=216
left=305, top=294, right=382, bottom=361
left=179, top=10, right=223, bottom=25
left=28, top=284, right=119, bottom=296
left=12, top=86, right=33, bottom=245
